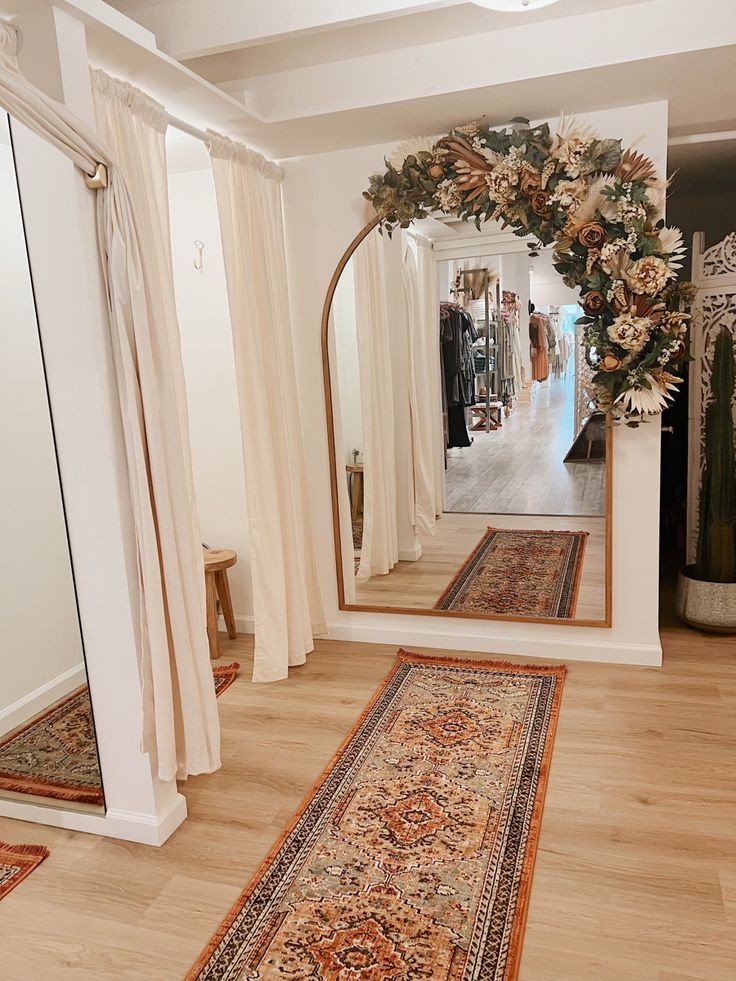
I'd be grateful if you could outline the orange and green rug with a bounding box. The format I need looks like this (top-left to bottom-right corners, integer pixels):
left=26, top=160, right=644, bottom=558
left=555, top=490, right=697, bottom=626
left=435, top=527, right=588, bottom=619
left=0, top=841, right=49, bottom=902
left=188, top=651, right=565, bottom=980
left=0, top=661, right=241, bottom=807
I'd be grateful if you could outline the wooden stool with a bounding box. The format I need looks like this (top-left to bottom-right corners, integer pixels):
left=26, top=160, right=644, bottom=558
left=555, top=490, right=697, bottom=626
left=346, top=463, right=364, bottom=521
left=203, top=547, right=237, bottom=660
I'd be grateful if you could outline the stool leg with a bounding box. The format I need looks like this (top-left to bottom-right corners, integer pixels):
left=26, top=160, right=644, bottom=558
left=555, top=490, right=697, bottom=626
left=205, top=571, right=219, bottom=659
left=215, top=569, right=237, bottom=640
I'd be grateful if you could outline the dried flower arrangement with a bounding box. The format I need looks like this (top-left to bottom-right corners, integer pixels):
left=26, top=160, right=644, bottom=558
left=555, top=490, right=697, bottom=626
left=364, top=116, right=695, bottom=423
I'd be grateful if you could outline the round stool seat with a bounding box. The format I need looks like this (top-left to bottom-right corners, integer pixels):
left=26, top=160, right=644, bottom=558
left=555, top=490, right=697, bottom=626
left=204, top=547, right=237, bottom=573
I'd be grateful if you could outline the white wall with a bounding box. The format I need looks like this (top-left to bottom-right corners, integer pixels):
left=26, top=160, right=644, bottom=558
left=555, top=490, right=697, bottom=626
left=0, top=122, right=84, bottom=733
left=167, top=145, right=253, bottom=621
left=281, top=101, right=668, bottom=665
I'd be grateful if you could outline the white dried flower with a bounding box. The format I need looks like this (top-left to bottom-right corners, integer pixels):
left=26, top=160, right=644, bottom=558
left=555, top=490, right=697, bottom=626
left=607, top=315, right=653, bottom=353
left=656, top=226, right=686, bottom=270
left=627, top=256, right=674, bottom=295
left=436, top=179, right=462, bottom=211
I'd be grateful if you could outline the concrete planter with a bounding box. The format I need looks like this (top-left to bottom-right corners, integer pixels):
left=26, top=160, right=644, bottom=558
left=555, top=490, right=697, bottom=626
left=676, top=566, right=736, bottom=634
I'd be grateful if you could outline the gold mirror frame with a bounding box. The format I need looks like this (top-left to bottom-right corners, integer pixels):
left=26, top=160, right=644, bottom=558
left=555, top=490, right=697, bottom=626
left=321, top=217, right=613, bottom=627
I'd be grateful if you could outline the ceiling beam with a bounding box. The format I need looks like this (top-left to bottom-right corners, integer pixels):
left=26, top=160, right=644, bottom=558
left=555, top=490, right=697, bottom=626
left=126, top=0, right=463, bottom=61
left=218, top=0, right=735, bottom=123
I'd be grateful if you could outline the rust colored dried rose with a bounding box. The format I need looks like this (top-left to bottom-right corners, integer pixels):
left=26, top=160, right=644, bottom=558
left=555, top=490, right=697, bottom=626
left=530, top=190, right=552, bottom=218
left=583, top=291, right=606, bottom=316
left=428, top=163, right=445, bottom=181
left=578, top=222, right=607, bottom=249
left=520, top=170, right=542, bottom=196
left=601, top=353, right=622, bottom=372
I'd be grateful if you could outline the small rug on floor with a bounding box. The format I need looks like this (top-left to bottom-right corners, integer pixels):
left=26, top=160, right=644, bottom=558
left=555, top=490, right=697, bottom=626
left=0, top=662, right=241, bottom=805
left=187, top=651, right=565, bottom=981
left=213, top=661, right=240, bottom=697
left=0, top=841, right=49, bottom=902
left=435, top=527, right=588, bottom=619
left=0, top=689, right=104, bottom=805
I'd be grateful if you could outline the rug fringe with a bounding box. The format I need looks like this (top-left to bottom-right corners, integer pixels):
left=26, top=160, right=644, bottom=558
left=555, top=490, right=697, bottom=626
left=396, top=649, right=567, bottom=675
left=0, top=841, right=50, bottom=859
left=0, top=776, right=103, bottom=806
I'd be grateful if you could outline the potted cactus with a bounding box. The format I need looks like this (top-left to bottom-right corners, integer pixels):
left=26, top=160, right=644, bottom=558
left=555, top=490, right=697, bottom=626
left=676, top=326, right=736, bottom=632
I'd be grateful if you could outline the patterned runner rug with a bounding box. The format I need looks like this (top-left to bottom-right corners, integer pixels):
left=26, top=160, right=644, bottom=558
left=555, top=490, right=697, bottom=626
left=188, top=651, right=565, bottom=981
left=0, top=841, right=49, bottom=902
left=0, top=662, right=241, bottom=806
left=435, top=527, right=588, bottom=619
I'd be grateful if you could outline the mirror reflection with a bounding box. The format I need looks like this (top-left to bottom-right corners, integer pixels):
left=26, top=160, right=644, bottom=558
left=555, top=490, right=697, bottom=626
left=328, top=217, right=610, bottom=624
left=0, top=113, right=104, bottom=810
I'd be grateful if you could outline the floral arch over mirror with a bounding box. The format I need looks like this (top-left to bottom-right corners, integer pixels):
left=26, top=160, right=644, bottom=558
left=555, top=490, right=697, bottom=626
left=364, top=117, right=695, bottom=423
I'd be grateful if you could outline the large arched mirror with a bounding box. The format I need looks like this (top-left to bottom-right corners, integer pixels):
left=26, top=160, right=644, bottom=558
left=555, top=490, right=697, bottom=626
left=323, top=215, right=612, bottom=626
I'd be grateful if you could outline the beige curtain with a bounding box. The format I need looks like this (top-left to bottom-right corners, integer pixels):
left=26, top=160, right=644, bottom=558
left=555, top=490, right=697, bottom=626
left=408, top=237, right=445, bottom=528
left=0, top=24, right=221, bottom=781
left=91, top=70, right=220, bottom=780
left=207, top=132, right=326, bottom=684
left=353, top=229, right=399, bottom=581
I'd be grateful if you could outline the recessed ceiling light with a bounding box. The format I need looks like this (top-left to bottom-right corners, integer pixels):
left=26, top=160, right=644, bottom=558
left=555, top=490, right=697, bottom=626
left=476, top=0, right=562, bottom=11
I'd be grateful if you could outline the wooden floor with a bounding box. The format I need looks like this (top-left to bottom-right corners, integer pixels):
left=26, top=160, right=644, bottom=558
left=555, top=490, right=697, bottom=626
left=446, top=375, right=606, bottom=516
left=0, top=613, right=734, bottom=980
left=356, top=510, right=607, bottom=619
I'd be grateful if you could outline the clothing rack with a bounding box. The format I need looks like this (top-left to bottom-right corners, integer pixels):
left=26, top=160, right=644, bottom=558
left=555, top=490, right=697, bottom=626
left=460, top=268, right=499, bottom=434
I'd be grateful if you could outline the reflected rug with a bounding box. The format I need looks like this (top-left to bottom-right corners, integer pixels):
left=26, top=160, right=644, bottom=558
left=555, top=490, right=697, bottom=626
left=0, top=662, right=241, bottom=806
left=435, top=527, right=588, bottom=619
left=188, top=651, right=565, bottom=981
left=0, top=841, right=49, bottom=902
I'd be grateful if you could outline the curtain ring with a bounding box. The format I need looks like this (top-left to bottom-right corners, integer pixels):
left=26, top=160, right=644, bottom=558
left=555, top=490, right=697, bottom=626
left=84, top=163, right=108, bottom=190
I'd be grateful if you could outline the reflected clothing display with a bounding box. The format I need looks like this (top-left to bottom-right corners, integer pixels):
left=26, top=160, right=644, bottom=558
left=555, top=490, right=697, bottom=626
left=529, top=311, right=551, bottom=383
left=440, top=302, right=477, bottom=448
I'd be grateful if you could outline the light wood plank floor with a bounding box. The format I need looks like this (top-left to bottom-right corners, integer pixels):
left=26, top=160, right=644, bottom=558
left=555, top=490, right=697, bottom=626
left=0, top=618, right=734, bottom=980
left=356, top=511, right=606, bottom=620
left=446, top=375, right=606, bottom=516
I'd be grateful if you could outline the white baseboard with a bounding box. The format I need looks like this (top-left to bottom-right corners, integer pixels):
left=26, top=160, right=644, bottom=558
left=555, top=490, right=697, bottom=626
left=0, top=663, right=87, bottom=737
left=398, top=544, right=423, bottom=562
left=222, top=614, right=661, bottom=666
left=0, top=792, right=188, bottom=846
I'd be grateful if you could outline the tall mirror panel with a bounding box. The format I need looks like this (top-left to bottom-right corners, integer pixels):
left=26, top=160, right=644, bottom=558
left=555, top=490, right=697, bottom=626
left=325, top=218, right=611, bottom=625
left=0, top=113, right=104, bottom=810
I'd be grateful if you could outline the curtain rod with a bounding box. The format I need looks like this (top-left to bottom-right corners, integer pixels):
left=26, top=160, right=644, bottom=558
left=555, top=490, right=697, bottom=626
left=167, top=113, right=209, bottom=144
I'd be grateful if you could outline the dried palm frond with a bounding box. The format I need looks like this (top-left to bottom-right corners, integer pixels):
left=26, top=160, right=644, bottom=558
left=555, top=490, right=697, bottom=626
left=615, top=148, right=656, bottom=182
left=574, top=174, right=617, bottom=225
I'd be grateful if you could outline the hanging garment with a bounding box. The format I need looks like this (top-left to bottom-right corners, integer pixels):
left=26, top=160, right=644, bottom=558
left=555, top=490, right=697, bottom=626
left=440, top=303, right=475, bottom=448
left=530, top=312, right=550, bottom=382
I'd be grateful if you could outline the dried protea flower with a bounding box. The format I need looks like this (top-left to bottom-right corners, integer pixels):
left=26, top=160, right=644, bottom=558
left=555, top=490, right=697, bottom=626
left=614, top=148, right=656, bottom=183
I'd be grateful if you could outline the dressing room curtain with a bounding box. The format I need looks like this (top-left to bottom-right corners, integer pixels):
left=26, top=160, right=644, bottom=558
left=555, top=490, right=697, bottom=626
left=207, top=132, right=326, bottom=684
left=91, top=70, right=220, bottom=780
left=402, top=238, right=444, bottom=534
left=0, top=23, right=220, bottom=781
left=353, top=229, right=399, bottom=581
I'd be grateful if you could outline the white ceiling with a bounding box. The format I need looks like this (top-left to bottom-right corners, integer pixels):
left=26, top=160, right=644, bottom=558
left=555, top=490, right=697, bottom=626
left=97, top=0, right=736, bottom=162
